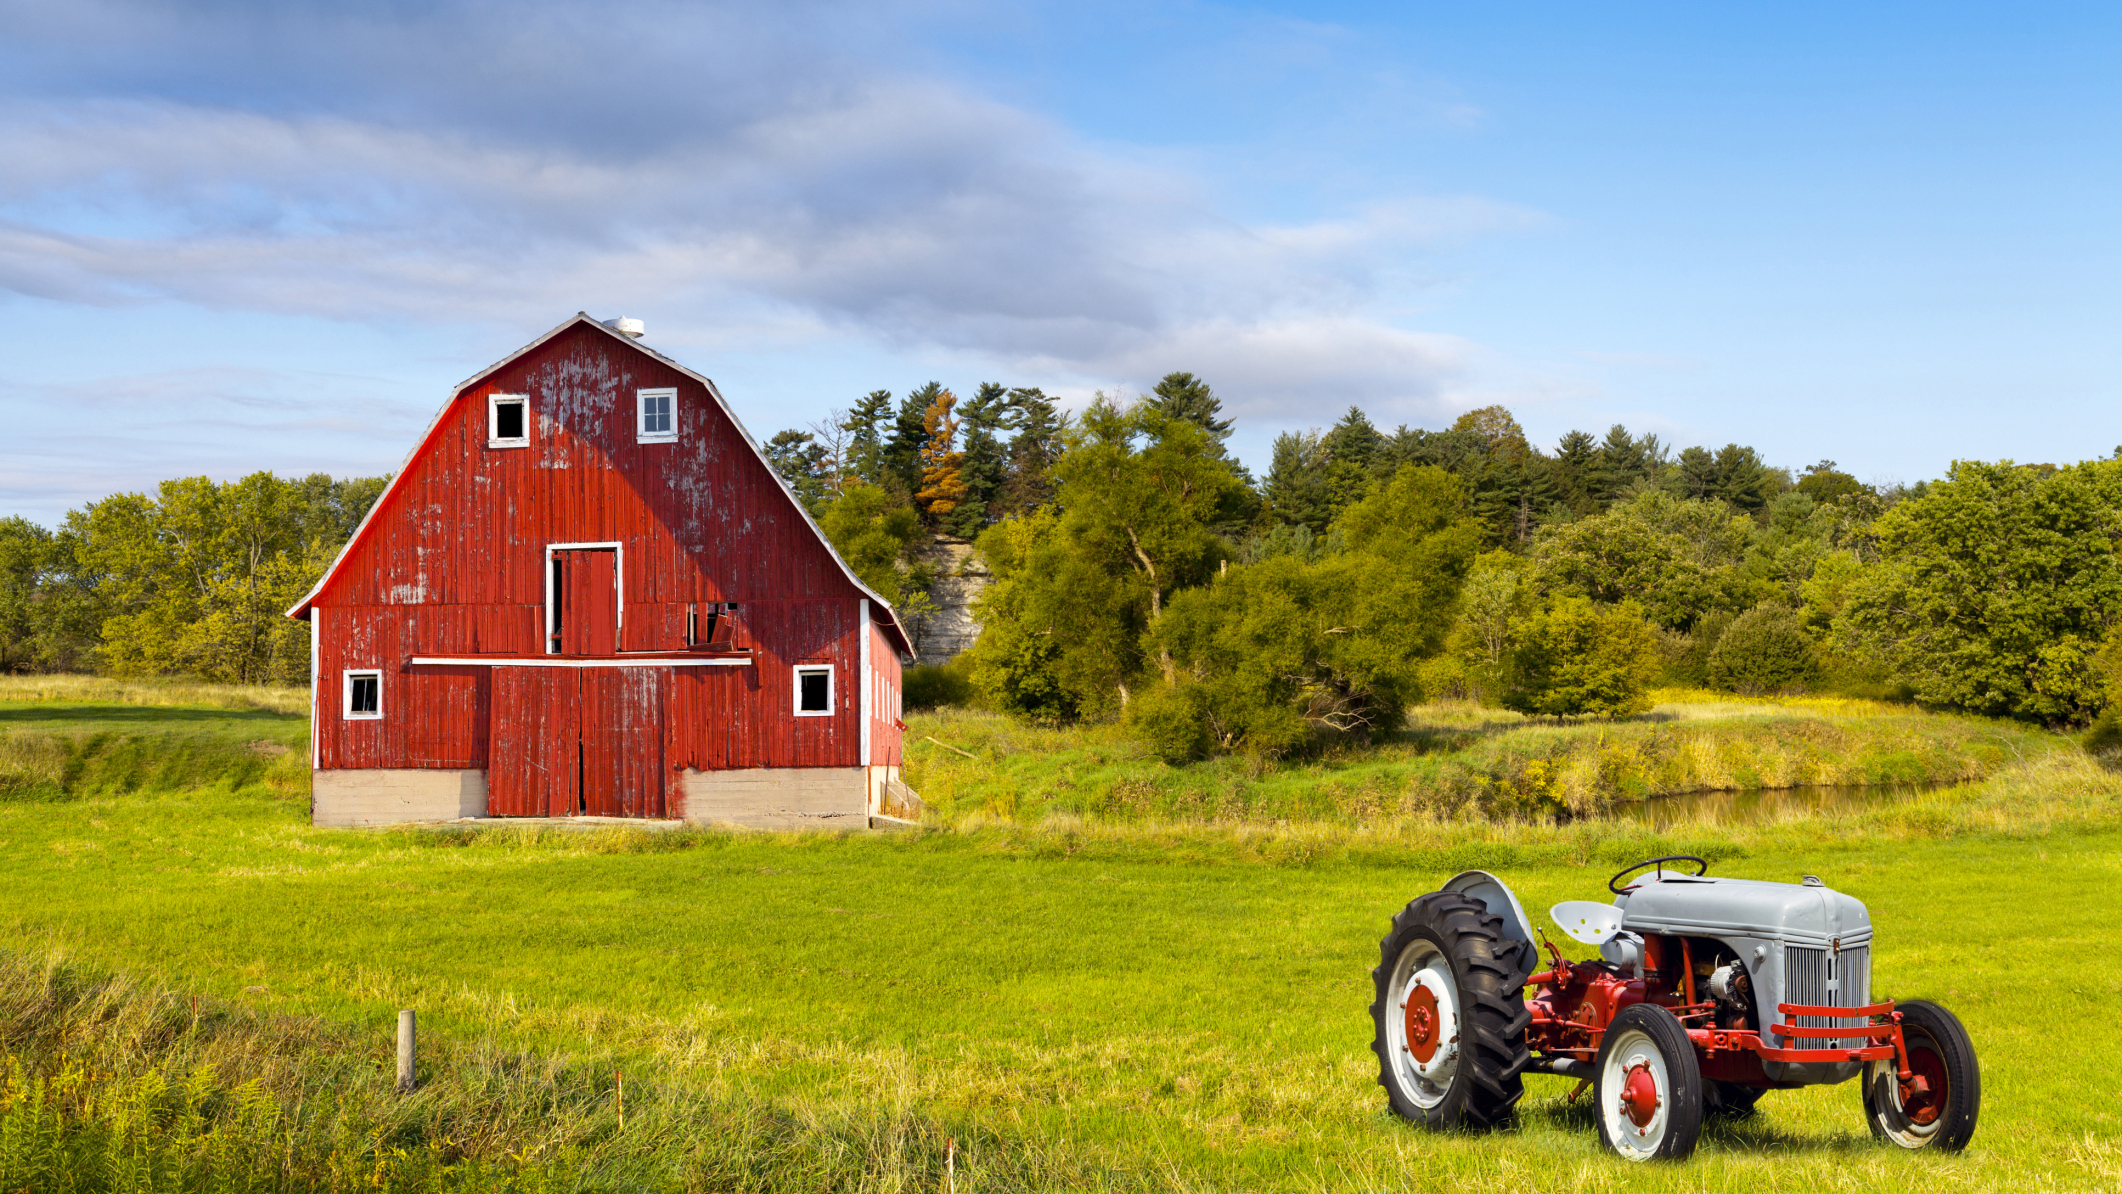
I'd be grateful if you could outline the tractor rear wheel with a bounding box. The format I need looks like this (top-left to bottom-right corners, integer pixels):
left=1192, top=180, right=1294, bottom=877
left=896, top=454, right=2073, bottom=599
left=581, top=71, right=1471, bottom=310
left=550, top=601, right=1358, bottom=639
left=1368, top=891, right=1531, bottom=1130
left=1594, top=1004, right=1704, bottom=1161
left=1863, top=999, right=1979, bottom=1151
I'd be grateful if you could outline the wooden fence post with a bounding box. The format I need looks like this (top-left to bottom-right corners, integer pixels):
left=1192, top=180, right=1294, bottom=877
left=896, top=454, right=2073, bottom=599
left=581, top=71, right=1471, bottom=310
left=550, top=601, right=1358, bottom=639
left=396, top=1010, right=416, bottom=1093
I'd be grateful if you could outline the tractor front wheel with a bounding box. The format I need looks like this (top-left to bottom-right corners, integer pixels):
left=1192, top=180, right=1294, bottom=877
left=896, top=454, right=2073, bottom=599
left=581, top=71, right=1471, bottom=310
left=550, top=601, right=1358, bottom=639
left=1594, top=1004, right=1704, bottom=1161
left=1863, top=999, right=1980, bottom=1152
left=1368, top=891, right=1531, bottom=1130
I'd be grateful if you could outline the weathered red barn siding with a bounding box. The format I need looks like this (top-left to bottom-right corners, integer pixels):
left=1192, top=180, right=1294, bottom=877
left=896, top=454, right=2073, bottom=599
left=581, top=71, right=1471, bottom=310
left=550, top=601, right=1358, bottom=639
left=866, top=616, right=902, bottom=768
left=300, top=318, right=906, bottom=817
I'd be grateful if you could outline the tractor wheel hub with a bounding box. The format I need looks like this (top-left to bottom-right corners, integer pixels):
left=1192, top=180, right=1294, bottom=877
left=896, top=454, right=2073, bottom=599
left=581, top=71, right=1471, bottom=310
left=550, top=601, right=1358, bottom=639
left=1901, top=1048, right=1947, bottom=1127
left=1403, top=985, right=1440, bottom=1062
left=1620, top=1063, right=1661, bottom=1129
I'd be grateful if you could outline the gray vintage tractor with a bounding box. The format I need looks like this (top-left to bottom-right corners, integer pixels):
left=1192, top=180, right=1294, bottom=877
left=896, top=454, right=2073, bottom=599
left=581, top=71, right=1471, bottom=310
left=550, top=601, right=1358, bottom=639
left=1368, top=857, right=1980, bottom=1161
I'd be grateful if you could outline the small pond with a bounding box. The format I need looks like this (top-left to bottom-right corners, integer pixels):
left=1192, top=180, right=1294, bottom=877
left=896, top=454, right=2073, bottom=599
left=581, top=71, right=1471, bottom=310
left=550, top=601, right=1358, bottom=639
left=1622, top=781, right=1951, bottom=829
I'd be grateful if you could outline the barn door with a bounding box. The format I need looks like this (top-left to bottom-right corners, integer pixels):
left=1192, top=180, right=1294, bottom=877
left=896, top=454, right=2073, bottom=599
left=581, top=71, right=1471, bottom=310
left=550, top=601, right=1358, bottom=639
left=487, top=667, right=580, bottom=816
left=579, top=668, right=666, bottom=817
left=489, top=666, right=664, bottom=818
left=550, top=548, right=618, bottom=655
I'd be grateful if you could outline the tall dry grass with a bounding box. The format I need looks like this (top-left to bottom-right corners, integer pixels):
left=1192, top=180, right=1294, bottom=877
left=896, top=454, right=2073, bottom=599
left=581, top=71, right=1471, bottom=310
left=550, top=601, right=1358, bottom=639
left=904, top=694, right=2059, bottom=825
left=0, top=950, right=1168, bottom=1194
left=0, top=674, right=309, bottom=714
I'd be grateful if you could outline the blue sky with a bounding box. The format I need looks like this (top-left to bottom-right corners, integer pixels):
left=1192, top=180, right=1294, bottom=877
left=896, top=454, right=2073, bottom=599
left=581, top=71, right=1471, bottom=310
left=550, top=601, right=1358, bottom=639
left=3, top=1, right=2118, bottom=526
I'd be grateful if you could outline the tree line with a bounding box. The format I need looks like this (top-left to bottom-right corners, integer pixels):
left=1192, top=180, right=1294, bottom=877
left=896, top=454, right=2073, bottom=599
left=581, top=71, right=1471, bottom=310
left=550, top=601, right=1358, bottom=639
left=770, top=377, right=2122, bottom=763
left=10, top=376, right=2122, bottom=763
left=0, top=475, right=385, bottom=683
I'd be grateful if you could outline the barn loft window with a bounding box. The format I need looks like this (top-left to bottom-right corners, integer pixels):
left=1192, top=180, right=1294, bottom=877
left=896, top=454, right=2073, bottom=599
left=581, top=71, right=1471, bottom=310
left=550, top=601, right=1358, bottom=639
left=488, top=393, right=529, bottom=448
left=343, top=670, right=382, bottom=720
left=793, top=664, right=833, bottom=716
left=637, top=387, right=678, bottom=443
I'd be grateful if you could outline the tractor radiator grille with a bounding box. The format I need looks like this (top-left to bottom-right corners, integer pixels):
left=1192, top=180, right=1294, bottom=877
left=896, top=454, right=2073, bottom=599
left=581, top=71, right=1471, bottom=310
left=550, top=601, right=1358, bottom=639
left=1786, top=945, right=1871, bottom=1030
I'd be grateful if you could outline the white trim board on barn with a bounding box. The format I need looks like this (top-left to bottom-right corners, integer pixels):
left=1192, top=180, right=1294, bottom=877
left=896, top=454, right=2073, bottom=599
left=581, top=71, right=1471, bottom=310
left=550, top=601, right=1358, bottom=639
left=408, top=656, right=752, bottom=668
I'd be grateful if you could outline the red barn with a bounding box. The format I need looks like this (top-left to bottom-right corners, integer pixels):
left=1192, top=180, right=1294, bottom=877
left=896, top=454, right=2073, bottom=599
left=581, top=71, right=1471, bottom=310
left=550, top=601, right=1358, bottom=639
left=285, top=314, right=915, bottom=828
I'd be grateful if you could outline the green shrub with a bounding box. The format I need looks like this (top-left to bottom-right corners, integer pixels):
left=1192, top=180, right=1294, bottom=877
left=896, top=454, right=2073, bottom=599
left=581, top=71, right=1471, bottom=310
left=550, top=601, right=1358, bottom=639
left=1500, top=596, right=1664, bottom=717
left=1125, top=683, right=1212, bottom=765
left=2082, top=707, right=2122, bottom=760
left=1708, top=604, right=1819, bottom=694
left=904, top=655, right=978, bottom=710
left=1667, top=610, right=1733, bottom=686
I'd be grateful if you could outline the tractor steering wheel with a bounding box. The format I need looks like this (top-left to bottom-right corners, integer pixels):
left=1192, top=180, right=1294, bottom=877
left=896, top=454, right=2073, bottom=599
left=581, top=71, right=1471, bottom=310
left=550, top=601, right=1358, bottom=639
left=1608, top=855, right=1709, bottom=894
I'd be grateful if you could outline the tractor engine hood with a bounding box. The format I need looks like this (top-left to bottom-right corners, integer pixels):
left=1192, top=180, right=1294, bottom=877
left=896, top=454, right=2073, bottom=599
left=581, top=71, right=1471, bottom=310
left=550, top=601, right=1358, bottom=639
left=1616, top=874, right=1871, bottom=950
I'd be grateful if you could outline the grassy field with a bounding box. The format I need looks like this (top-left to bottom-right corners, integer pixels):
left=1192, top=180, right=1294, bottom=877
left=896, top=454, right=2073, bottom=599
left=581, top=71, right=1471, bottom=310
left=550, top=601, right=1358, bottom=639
left=4, top=681, right=2120, bottom=1191
left=901, top=690, right=2064, bottom=823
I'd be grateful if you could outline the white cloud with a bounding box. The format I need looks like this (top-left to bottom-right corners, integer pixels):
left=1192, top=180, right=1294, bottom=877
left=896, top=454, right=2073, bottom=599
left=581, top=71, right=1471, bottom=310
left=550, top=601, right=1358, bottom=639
left=0, top=0, right=1540, bottom=453
left=0, top=364, right=427, bottom=524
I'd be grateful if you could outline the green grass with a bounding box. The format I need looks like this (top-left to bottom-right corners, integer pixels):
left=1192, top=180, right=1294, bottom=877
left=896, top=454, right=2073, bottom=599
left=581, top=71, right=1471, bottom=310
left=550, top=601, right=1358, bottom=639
left=904, top=689, right=2063, bottom=823
left=4, top=682, right=2120, bottom=1190
left=0, top=675, right=310, bottom=802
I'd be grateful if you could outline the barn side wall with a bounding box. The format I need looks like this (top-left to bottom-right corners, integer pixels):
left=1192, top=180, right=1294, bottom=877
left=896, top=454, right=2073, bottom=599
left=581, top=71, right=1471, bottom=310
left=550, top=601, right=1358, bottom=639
left=865, top=618, right=903, bottom=770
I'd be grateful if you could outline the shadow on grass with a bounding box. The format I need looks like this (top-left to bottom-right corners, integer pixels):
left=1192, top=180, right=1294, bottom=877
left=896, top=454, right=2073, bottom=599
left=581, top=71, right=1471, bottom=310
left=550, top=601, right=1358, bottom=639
left=0, top=704, right=301, bottom=726
left=1519, top=1091, right=1881, bottom=1156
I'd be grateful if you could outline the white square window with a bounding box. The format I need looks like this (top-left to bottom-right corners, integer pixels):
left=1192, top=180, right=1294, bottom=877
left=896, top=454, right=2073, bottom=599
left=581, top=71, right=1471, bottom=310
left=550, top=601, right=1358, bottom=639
left=793, top=664, right=833, bottom=716
left=343, top=670, right=382, bottom=720
left=488, top=393, right=530, bottom=448
left=637, top=387, right=678, bottom=443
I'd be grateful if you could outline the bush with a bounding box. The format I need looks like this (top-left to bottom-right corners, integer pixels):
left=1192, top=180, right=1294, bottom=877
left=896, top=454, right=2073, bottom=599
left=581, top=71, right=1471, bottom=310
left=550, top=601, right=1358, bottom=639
left=2082, top=707, right=2122, bottom=761
left=1667, top=610, right=1733, bottom=686
left=1125, top=683, right=1213, bottom=765
left=903, top=655, right=978, bottom=710
left=1501, top=596, right=1664, bottom=717
left=1708, top=604, right=1819, bottom=694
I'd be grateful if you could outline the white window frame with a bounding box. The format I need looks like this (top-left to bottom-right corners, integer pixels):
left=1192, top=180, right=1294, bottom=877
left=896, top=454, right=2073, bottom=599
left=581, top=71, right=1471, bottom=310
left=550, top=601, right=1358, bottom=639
left=543, top=541, right=625, bottom=655
left=636, top=387, right=678, bottom=444
left=793, top=664, right=835, bottom=717
left=488, top=392, right=530, bottom=448
left=342, top=669, right=383, bottom=720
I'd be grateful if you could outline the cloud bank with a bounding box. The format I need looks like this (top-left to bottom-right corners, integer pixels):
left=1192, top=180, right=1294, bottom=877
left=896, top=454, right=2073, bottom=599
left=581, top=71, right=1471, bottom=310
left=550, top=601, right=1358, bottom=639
left=0, top=0, right=1533, bottom=423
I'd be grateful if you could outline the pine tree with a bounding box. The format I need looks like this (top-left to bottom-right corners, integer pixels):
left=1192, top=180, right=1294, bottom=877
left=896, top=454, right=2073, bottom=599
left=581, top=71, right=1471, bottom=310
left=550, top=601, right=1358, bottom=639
left=885, top=383, right=940, bottom=499
left=842, top=390, right=893, bottom=486
left=1145, top=372, right=1235, bottom=442
left=1265, top=430, right=1332, bottom=532
left=1551, top=430, right=1599, bottom=514
left=1320, top=407, right=1383, bottom=513
left=765, top=429, right=832, bottom=511
left=1001, top=387, right=1063, bottom=515
left=1595, top=424, right=1665, bottom=505
left=953, top=382, right=1015, bottom=537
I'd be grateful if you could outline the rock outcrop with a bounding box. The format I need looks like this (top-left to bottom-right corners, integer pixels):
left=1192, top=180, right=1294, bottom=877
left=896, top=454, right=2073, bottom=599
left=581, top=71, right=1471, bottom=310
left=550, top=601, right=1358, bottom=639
left=909, top=535, right=990, bottom=664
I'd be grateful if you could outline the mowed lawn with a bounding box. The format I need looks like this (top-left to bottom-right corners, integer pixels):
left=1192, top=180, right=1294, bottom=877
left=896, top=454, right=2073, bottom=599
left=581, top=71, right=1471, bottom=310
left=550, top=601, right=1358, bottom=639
left=3, top=697, right=2119, bottom=1190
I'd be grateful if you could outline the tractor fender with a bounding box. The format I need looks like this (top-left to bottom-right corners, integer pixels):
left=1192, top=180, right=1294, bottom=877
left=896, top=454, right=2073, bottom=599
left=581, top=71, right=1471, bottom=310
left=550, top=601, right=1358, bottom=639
left=1441, top=870, right=1536, bottom=958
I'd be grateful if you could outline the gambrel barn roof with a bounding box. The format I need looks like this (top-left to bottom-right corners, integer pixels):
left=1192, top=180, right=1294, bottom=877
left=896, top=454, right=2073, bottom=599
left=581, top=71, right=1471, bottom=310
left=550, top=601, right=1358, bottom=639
left=285, top=313, right=914, bottom=658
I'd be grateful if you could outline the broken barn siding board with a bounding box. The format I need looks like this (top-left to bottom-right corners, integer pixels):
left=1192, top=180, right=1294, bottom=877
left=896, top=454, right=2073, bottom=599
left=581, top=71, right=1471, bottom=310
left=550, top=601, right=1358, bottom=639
left=293, top=315, right=911, bottom=826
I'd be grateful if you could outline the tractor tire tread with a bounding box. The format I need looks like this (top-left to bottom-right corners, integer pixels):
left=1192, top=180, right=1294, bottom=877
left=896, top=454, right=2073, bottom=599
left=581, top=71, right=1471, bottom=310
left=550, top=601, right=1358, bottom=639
left=1370, top=891, right=1531, bottom=1131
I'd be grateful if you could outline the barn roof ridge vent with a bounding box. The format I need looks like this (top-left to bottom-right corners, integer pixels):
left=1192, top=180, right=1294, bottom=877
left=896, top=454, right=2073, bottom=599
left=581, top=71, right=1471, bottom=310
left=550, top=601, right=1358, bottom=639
left=603, top=316, right=645, bottom=338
